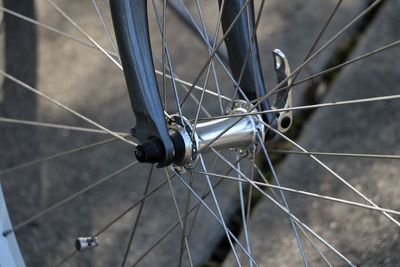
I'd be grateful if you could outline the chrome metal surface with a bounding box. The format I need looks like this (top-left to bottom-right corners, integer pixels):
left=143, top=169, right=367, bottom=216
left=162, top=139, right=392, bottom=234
left=75, top=237, right=99, bottom=251
left=196, top=116, right=259, bottom=152
left=196, top=100, right=265, bottom=152
left=272, top=49, right=293, bottom=133
left=169, top=100, right=264, bottom=168
left=168, top=115, right=197, bottom=167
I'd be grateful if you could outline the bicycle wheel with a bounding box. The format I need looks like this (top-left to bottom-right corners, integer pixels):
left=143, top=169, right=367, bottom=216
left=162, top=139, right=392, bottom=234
left=1, top=1, right=400, bottom=266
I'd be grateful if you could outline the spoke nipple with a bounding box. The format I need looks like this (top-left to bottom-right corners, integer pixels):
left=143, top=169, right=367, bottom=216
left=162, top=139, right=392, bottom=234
left=75, top=237, right=98, bottom=251
left=2, top=229, right=12, bottom=237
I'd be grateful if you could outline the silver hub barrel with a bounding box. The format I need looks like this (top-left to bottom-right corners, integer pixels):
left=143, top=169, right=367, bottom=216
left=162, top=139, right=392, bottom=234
left=169, top=100, right=265, bottom=168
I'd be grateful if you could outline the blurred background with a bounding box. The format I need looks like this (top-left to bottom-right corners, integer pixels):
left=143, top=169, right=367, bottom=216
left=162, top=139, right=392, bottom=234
left=1, top=0, right=399, bottom=266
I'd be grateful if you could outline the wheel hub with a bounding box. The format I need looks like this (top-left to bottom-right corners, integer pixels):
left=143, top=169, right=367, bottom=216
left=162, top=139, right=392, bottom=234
left=167, top=100, right=265, bottom=170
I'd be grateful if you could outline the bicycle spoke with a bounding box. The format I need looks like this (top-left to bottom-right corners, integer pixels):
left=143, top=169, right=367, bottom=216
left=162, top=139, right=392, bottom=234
left=262, top=122, right=400, bottom=227
left=206, top=148, right=355, bottom=266
left=0, top=6, right=118, bottom=57
left=196, top=93, right=400, bottom=121
left=3, top=161, right=139, bottom=236
left=254, top=0, right=383, bottom=104
left=186, top=154, right=246, bottom=242
left=289, top=39, right=400, bottom=91
left=174, top=169, right=260, bottom=267
left=245, top=146, right=256, bottom=228
left=158, top=70, right=232, bottom=101
left=229, top=0, right=266, bottom=105
left=237, top=159, right=253, bottom=267
left=91, top=0, right=120, bottom=60
left=193, top=169, right=400, bottom=216
left=192, top=0, right=226, bottom=135
left=269, top=150, right=400, bottom=160
left=165, top=169, right=194, bottom=267
left=124, top=157, right=239, bottom=267
left=161, top=0, right=167, bottom=110
left=257, top=133, right=309, bottom=267
left=56, top=174, right=174, bottom=266
left=295, top=223, right=334, bottom=267
left=177, top=172, right=193, bottom=267
left=290, top=0, right=343, bottom=87
left=1, top=4, right=235, bottom=106
left=167, top=0, right=229, bottom=63
left=247, top=160, right=334, bottom=267
left=47, top=0, right=122, bottom=69
left=198, top=155, right=242, bottom=265
left=197, top=157, right=336, bottom=266
left=151, top=0, right=185, bottom=121
left=0, top=117, right=128, bottom=135
left=179, top=0, right=252, bottom=107
left=93, top=175, right=173, bottom=237
left=197, top=163, right=400, bottom=265
left=223, top=165, right=337, bottom=267
left=195, top=0, right=224, bottom=114
left=130, top=173, right=229, bottom=267
left=166, top=0, right=249, bottom=105
left=130, top=216, right=183, bottom=266
left=164, top=0, right=248, bottom=108
left=0, top=70, right=135, bottom=146
left=186, top=0, right=383, bottom=140
left=55, top=251, right=78, bottom=267
left=120, top=165, right=154, bottom=267
left=133, top=155, right=245, bottom=266
left=244, top=39, right=400, bottom=99
left=0, top=137, right=123, bottom=177
left=154, top=55, right=213, bottom=118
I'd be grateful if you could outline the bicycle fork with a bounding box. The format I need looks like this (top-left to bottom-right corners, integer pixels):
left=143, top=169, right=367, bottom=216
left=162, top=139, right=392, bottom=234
left=110, top=0, right=292, bottom=168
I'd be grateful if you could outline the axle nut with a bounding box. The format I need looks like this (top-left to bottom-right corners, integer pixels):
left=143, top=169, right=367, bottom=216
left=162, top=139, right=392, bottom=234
left=135, top=137, right=165, bottom=163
